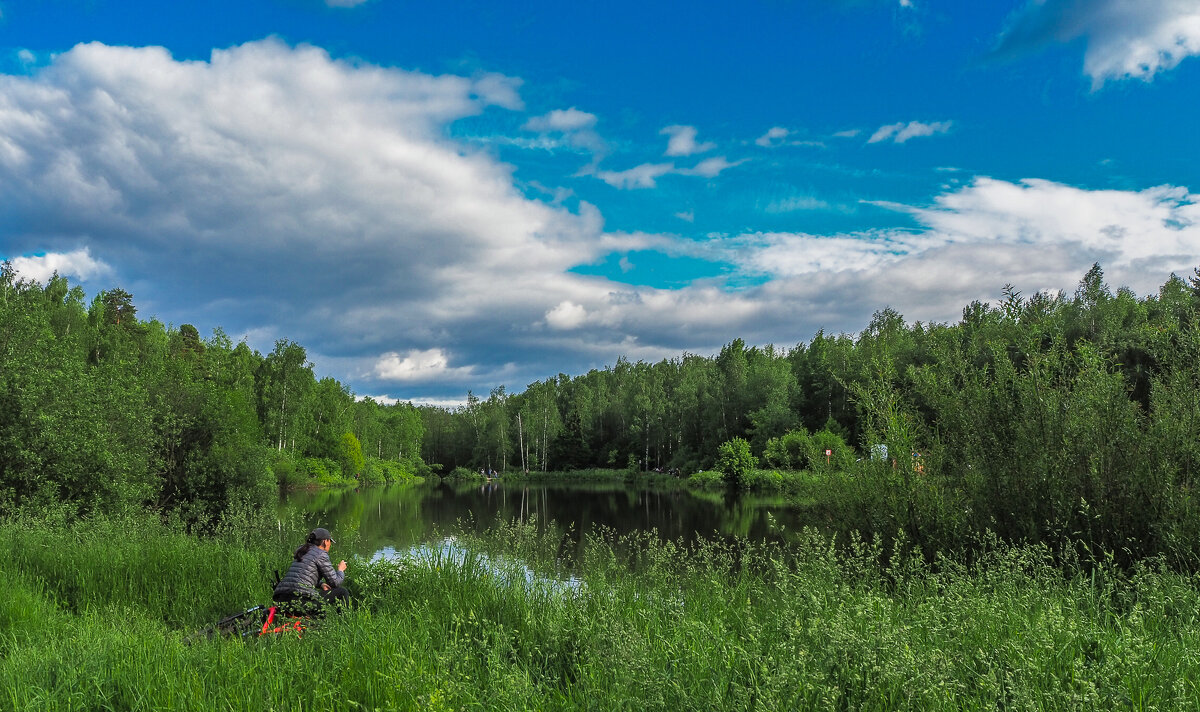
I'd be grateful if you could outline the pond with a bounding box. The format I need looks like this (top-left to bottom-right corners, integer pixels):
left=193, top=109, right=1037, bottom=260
left=279, top=478, right=810, bottom=565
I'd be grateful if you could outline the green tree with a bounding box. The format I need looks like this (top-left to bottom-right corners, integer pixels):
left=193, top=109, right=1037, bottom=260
left=338, top=432, right=364, bottom=478
left=716, top=437, right=754, bottom=489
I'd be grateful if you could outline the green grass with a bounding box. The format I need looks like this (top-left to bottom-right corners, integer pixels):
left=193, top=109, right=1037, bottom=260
left=4, top=514, right=1200, bottom=710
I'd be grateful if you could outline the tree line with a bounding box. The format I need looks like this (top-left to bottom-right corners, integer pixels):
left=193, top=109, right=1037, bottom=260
left=0, top=264, right=424, bottom=521
left=421, top=264, right=1200, bottom=562
left=6, top=260, right=1200, bottom=561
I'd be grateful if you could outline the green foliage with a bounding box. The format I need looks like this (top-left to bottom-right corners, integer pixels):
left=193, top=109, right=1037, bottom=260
left=5, top=517, right=1200, bottom=710
left=687, top=469, right=724, bottom=488
left=271, top=452, right=305, bottom=489
left=716, top=437, right=755, bottom=489
left=763, top=428, right=810, bottom=469
left=444, top=466, right=484, bottom=480
left=809, top=428, right=854, bottom=472
left=0, top=270, right=432, bottom=519
left=360, top=457, right=425, bottom=485
left=337, top=432, right=364, bottom=478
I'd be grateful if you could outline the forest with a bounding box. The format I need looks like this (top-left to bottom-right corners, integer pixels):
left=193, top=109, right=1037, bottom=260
left=0, top=263, right=426, bottom=523
left=4, top=260, right=1200, bottom=562
left=421, top=264, right=1200, bottom=563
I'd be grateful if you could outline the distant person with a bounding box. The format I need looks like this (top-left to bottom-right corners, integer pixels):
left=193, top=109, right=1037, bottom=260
left=273, top=527, right=350, bottom=615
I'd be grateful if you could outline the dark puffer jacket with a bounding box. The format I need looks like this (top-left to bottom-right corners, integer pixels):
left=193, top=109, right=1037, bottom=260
left=274, top=545, right=344, bottom=599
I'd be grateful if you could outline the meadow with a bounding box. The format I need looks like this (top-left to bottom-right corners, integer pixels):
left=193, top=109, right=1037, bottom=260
left=4, top=513, right=1200, bottom=711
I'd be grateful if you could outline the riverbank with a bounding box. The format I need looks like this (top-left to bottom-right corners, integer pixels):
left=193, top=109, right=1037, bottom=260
left=4, top=514, right=1199, bottom=710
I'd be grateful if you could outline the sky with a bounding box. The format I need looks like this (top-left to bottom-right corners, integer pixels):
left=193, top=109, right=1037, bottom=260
left=1, top=0, right=1198, bottom=405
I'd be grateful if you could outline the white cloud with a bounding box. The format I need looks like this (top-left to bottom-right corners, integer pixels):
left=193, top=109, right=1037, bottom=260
left=661, top=125, right=715, bottom=156
left=0, top=40, right=661, bottom=395
left=358, top=394, right=400, bottom=405
left=375, top=349, right=472, bottom=382
left=756, top=127, right=790, bottom=147
left=545, top=300, right=588, bottom=329
left=524, top=107, right=596, bottom=132
left=595, top=162, right=675, bottom=189
left=764, top=196, right=832, bottom=213
left=675, top=211, right=695, bottom=223
left=9, top=247, right=112, bottom=283
left=522, top=107, right=604, bottom=154
left=681, top=156, right=744, bottom=178
left=868, top=120, right=953, bottom=144
left=833, top=129, right=861, bottom=139
left=721, top=178, right=1198, bottom=289
left=2, top=40, right=1193, bottom=401
left=594, top=156, right=743, bottom=189
left=408, top=396, right=469, bottom=409
left=996, top=0, right=1200, bottom=87
left=326, top=0, right=370, bottom=7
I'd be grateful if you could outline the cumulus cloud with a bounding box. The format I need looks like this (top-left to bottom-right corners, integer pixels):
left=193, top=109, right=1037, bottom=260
left=0, top=40, right=661, bottom=396
left=545, top=300, right=588, bottom=329
left=1, top=40, right=1192, bottom=402
left=995, top=0, right=1200, bottom=86
left=722, top=178, right=1198, bottom=289
left=374, top=349, right=471, bottom=382
left=8, top=247, right=112, bottom=283
left=868, top=120, right=953, bottom=144
left=661, top=125, right=715, bottom=156
left=522, top=107, right=604, bottom=154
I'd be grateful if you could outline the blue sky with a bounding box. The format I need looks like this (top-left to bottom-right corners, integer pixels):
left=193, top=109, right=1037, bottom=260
left=1, top=0, right=1198, bottom=404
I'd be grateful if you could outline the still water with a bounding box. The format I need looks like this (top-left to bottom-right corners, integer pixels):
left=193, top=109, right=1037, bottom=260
left=279, top=479, right=808, bottom=563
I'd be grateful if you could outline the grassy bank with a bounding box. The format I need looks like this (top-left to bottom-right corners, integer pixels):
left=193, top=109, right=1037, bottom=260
left=3, top=514, right=1200, bottom=710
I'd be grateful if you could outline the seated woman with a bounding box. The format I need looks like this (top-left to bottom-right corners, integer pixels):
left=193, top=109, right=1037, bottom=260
left=273, top=527, right=350, bottom=615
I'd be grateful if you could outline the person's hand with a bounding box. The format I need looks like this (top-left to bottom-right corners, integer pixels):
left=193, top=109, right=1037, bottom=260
left=321, top=583, right=331, bottom=591
left=338, top=560, right=347, bottom=572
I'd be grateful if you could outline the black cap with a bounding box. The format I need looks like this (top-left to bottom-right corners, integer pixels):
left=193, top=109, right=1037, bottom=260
left=311, top=527, right=335, bottom=544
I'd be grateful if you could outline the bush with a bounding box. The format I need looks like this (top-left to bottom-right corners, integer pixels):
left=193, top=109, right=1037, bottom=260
left=716, top=438, right=755, bottom=489
left=444, top=466, right=484, bottom=480
left=687, top=469, right=724, bottom=488
left=271, top=452, right=305, bottom=489
left=301, top=457, right=349, bottom=486
left=809, top=429, right=855, bottom=472
left=764, top=429, right=812, bottom=469
left=361, top=457, right=425, bottom=484
left=743, top=468, right=785, bottom=491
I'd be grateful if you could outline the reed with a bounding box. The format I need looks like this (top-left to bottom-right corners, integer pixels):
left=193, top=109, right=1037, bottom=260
left=3, top=515, right=1200, bottom=710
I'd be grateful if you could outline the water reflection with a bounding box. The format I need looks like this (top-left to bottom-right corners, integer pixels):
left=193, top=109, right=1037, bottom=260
left=280, top=479, right=807, bottom=563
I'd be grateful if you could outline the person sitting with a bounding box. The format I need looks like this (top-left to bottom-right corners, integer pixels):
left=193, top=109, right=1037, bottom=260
left=273, top=527, right=350, bottom=616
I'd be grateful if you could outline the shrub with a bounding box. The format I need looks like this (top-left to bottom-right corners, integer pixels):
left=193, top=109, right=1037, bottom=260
left=764, top=429, right=812, bottom=469
left=687, top=469, right=724, bottom=488
left=809, top=429, right=855, bottom=472
left=716, top=438, right=755, bottom=489
left=271, top=453, right=305, bottom=489
left=445, top=466, right=484, bottom=480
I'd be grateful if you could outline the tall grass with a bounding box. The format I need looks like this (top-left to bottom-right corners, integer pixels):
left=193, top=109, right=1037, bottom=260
left=4, top=515, right=1200, bottom=710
